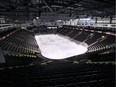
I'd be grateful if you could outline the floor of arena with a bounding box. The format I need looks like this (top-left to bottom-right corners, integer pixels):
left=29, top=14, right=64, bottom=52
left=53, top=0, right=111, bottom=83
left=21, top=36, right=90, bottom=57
left=35, top=34, right=88, bottom=59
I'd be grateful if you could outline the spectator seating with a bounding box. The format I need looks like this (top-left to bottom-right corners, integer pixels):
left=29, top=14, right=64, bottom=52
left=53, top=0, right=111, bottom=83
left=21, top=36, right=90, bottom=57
left=0, top=26, right=115, bottom=87
left=0, top=61, right=115, bottom=87
left=57, top=26, right=115, bottom=55
left=0, top=29, right=40, bottom=63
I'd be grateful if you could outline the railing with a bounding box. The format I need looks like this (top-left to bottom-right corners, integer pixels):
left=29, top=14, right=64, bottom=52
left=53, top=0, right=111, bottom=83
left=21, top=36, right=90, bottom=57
left=0, top=24, right=14, bottom=32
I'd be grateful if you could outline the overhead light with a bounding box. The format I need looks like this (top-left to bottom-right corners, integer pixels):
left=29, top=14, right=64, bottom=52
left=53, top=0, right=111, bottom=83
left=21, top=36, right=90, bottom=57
left=80, top=18, right=91, bottom=21
left=90, top=33, right=94, bottom=36
left=102, top=36, right=105, bottom=38
left=36, top=17, right=39, bottom=19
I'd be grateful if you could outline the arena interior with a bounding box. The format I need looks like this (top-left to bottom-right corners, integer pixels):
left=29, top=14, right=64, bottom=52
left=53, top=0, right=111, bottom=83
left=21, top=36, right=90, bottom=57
left=0, top=0, right=116, bottom=87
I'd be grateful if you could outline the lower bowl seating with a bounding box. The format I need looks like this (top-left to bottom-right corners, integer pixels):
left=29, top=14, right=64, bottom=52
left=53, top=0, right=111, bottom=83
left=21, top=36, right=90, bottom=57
left=0, top=26, right=115, bottom=87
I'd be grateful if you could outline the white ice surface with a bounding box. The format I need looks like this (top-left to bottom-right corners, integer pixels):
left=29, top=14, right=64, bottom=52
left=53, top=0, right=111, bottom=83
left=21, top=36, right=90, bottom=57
left=35, top=34, right=88, bottom=59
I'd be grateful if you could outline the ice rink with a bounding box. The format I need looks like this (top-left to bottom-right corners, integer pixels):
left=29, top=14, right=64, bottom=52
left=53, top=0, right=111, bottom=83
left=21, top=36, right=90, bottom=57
left=35, top=34, right=88, bottom=59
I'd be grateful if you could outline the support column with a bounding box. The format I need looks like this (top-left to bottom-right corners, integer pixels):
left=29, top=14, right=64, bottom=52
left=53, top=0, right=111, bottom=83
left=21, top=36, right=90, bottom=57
left=95, top=17, right=97, bottom=24
left=110, top=16, right=112, bottom=24
left=0, top=48, right=5, bottom=63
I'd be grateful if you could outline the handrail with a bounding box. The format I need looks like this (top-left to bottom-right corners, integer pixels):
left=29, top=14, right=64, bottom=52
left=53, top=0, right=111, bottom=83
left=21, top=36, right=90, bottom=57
left=0, top=24, right=13, bottom=30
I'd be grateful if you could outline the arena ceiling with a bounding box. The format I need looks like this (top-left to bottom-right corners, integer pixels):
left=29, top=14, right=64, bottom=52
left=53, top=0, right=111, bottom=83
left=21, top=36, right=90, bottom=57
left=0, top=0, right=115, bottom=20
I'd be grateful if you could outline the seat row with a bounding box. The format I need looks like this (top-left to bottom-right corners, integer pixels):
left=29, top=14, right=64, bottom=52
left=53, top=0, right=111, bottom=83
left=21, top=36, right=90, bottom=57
left=0, top=62, right=115, bottom=87
left=0, top=29, right=41, bottom=62
left=57, top=26, right=115, bottom=54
